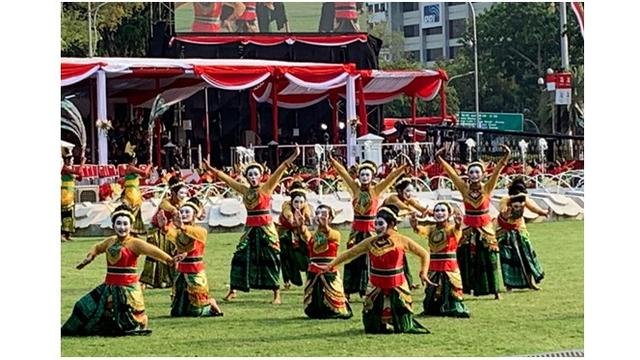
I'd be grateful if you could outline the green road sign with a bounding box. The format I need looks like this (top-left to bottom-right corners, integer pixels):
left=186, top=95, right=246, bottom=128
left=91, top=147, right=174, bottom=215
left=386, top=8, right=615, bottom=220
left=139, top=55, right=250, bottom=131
left=458, top=112, right=524, bottom=131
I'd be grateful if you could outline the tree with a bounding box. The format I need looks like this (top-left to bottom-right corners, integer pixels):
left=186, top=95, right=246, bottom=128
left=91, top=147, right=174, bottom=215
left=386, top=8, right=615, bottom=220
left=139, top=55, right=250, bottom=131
left=369, top=22, right=405, bottom=63
left=61, top=2, right=150, bottom=57
left=451, top=3, right=584, bottom=132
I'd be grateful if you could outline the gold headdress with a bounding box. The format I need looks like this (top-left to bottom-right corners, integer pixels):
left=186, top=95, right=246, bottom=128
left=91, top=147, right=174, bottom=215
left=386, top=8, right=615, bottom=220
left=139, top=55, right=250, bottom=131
left=358, top=160, right=378, bottom=175
left=183, top=197, right=202, bottom=214
left=467, top=161, right=485, bottom=172
left=433, top=201, right=453, bottom=213
left=377, top=205, right=400, bottom=222
left=242, top=162, right=265, bottom=177
left=111, top=206, right=134, bottom=223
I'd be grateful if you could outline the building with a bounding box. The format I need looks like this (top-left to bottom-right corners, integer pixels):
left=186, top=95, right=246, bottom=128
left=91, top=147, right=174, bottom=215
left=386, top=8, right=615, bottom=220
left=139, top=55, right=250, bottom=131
left=366, top=2, right=493, bottom=65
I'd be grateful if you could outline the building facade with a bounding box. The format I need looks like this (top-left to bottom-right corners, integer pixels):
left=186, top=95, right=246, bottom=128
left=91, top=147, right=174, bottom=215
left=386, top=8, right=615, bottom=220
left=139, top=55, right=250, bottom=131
left=366, top=2, right=493, bottom=65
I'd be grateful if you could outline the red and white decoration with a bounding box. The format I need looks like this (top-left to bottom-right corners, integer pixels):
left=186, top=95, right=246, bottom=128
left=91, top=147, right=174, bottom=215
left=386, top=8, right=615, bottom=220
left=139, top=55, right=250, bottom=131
left=61, top=58, right=449, bottom=166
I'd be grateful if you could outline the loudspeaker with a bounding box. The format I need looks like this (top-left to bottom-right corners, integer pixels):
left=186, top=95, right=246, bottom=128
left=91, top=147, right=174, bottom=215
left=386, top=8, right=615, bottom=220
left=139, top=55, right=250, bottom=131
left=76, top=185, right=100, bottom=203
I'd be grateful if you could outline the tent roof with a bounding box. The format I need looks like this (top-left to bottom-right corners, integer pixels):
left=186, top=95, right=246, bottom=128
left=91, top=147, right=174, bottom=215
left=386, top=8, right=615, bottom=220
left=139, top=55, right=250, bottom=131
left=61, top=57, right=447, bottom=109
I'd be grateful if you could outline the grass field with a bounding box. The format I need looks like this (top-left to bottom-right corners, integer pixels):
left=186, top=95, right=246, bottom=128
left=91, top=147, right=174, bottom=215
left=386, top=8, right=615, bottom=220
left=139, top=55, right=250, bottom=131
left=61, top=221, right=583, bottom=356
left=174, top=2, right=369, bottom=33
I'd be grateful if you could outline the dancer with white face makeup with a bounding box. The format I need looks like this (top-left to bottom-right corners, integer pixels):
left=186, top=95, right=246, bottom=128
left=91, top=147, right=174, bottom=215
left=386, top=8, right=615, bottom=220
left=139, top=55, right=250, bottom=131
left=62, top=205, right=176, bottom=336
left=303, top=205, right=352, bottom=319
left=436, top=145, right=511, bottom=300
left=497, top=177, right=549, bottom=291
left=277, top=181, right=312, bottom=289
left=320, top=205, right=434, bottom=334
left=383, top=177, right=432, bottom=289
left=158, top=197, right=224, bottom=317
left=203, top=145, right=300, bottom=304
left=141, top=175, right=189, bottom=289
left=411, top=202, right=470, bottom=317
left=329, top=155, right=408, bottom=299
left=120, top=148, right=154, bottom=237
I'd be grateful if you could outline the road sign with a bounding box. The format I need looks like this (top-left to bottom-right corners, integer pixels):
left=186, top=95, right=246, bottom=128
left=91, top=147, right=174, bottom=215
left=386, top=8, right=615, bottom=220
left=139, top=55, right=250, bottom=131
left=458, top=112, right=524, bottom=131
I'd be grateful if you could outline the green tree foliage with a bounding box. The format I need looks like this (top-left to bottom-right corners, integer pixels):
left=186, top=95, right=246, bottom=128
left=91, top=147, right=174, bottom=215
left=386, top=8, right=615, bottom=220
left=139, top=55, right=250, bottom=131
left=379, top=58, right=460, bottom=119
left=450, top=3, right=583, bottom=132
left=61, top=2, right=149, bottom=57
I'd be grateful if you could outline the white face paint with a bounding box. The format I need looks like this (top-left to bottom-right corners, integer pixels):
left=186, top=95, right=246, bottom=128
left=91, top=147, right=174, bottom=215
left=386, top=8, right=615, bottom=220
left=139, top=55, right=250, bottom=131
left=401, top=184, right=415, bottom=200
left=468, top=165, right=484, bottom=183
left=375, top=217, right=389, bottom=235
left=177, top=187, right=189, bottom=201
left=180, top=206, right=195, bottom=223
left=433, top=204, right=450, bottom=223
left=359, top=168, right=373, bottom=185
left=246, top=168, right=262, bottom=187
left=113, top=216, right=132, bottom=237
left=292, top=195, right=305, bottom=210
left=315, top=207, right=331, bottom=226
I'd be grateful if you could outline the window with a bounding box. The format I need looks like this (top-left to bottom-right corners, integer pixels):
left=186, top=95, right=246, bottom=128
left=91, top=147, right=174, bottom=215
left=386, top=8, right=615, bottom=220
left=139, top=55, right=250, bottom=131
left=402, top=3, right=419, bottom=12
left=447, top=2, right=465, bottom=6
left=374, top=4, right=379, bottom=12
left=449, top=19, right=466, bottom=38
left=403, top=25, right=419, bottom=38
left=423, top=26, right=442, bottom=36
left=449, top=46, right=461, bottom=59
left=368, top=4, right=373, bottom=12
left=405, top=51, right=420, bottom=61
left=381, top=3, right=386, bottom=12
left=425, top=48, right=443, bottom=62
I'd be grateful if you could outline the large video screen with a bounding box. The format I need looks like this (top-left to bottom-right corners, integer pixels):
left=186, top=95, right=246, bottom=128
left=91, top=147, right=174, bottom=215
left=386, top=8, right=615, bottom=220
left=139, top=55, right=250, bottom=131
left=174, top=2, right=367, bottom=33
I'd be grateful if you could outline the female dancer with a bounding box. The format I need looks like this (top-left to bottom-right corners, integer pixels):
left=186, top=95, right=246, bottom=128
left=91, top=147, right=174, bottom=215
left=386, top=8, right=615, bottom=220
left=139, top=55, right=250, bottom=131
left=203, top=145, right=300, bottom=304
left=304, top=204, right=352, bottom=319
left=497, top=177, right=548, bottom=290
left=411, top=202, right=470, bottom=317
left=321, top=205, right=433, bottom=334
left=278, top=181, right=312, bottom=289
left=121, top=148, right=154, bottom=237
left=382, top=176, right=431, bottom=289
left=140, top=175, right=188, bottom=289
left=61, top=149, right=84, bottom=242
left=435, top=145, right=511, bottom=299
left=61, top=205, right=176, bottom=336
left=329, top=155, right=408, bottom=299
left=159, top=197, right=224, bottom=317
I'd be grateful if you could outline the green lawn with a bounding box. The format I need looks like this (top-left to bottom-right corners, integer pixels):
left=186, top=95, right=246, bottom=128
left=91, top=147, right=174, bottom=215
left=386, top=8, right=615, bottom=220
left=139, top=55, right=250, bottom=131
left=61, top=221, right=583, bottom=356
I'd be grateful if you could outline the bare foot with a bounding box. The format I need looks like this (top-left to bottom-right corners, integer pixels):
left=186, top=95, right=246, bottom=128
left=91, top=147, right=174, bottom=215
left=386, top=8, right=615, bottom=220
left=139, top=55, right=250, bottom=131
left=494, top=293, right=501, bottom=300
left=223, top=290, right=237, bottom=301
left=272, top=290, right=282, bottom=305
left=283, top=282, right=291, bottom=290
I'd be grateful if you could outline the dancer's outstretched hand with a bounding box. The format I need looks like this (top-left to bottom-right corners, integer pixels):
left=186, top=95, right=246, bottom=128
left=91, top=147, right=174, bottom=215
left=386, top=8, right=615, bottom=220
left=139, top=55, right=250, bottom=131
left=436, top=147, right=446, bottom=158
left=499, top=144, right=511, bottom=156
left=76, top=254, right=95, bottom=270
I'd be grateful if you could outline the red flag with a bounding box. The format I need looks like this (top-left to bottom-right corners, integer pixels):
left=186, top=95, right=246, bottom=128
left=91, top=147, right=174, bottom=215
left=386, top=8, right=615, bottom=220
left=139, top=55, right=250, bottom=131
left=571, top=2, right=584, bottom=37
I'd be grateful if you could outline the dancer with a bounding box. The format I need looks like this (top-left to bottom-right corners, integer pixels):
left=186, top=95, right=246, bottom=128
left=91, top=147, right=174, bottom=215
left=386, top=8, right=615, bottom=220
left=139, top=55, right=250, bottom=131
left=304, top=204, right=352, bottom=319
left=159, top=197, right=224, bottom=317
left=140, top=175, right=188, bottom=289
left=382, top=176, right=431, bottom=289
left=121, top=145, right=153, bottom=237
left=329, top=155, right=408, bottom=299
left=497, top=177, right=548, bottom=291
left=435, top=145, right=511, bottom=299
left=321, top=205, right=432, bottom=334
left=61, top=148, right=84, bottom=242
left=61, top=205, right=176, bottom=336
left=278, top=181, right=312, bottom=289
left=410, top=202, right=470, bottom=317
left=203, top=145, right=300, bottom=304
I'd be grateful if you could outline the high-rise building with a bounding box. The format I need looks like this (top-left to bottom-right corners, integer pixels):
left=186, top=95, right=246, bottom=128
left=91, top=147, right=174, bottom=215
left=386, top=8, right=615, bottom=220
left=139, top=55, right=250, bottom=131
left=366, top=2, right=494, bottom=65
